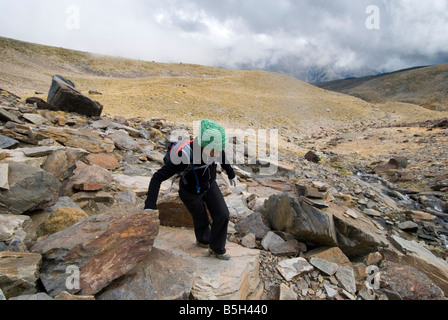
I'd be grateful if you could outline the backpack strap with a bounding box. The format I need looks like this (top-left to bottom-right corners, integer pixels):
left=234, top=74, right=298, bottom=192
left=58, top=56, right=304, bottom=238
left=169, top=139, right=204, bottom=194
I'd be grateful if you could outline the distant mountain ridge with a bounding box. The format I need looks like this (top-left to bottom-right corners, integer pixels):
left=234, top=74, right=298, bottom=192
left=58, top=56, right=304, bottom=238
left=315, top=64, right=448, bottom=111
left=233, top=55, right=381, bottom=83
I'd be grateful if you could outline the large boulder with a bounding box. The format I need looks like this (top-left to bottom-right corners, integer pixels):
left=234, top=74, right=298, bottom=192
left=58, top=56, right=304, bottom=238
left=97, top=248, right=195, bottom=300
left=0, top=162, right=61, bottom=215
left=261, top=193, right=338, bottom=247
left=261, top=193, right=389, bottom=257
left=47, top=75, right=103, bottom=117
left=31, top=209, right=159, bottom=296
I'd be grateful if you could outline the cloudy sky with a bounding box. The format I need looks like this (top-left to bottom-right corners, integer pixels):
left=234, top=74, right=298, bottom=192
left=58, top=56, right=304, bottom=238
left=0, top=0, right=447, bottom=73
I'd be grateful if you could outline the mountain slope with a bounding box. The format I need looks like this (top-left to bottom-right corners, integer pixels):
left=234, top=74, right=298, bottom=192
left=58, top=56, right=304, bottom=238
left=316, top=64, right=448, bottom=111
left=1, top=36, right=447, bottom=151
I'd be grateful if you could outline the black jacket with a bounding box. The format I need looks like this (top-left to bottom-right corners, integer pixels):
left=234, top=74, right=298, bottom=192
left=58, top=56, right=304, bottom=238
left=144, top=139, right=236, bottom=210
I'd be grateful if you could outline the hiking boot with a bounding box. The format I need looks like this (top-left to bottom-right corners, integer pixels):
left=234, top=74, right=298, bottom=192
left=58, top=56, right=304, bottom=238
left=196, top=241, right=209, bottom=249
left=208, top=248, right=231, bottom=261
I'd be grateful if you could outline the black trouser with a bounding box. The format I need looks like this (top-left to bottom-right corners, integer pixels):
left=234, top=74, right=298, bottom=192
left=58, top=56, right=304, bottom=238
left=179, top=181, right=229, bottom=254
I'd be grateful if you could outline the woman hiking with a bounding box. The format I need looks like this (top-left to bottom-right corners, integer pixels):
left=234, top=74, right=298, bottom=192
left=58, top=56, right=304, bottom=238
left=144, top=119, right=237, bottom=260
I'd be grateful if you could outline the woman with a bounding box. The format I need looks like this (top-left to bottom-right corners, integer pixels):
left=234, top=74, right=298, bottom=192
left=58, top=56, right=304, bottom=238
left=144, top=119, right=236, bottom=260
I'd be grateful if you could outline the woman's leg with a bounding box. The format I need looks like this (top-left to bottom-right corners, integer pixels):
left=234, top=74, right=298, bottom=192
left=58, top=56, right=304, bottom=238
left=204, top=181, right=230, bottom=255
left=179, top=187, right=211, bottom=245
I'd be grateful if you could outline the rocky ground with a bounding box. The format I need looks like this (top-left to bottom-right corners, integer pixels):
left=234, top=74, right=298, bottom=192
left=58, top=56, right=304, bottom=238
left=1, top=77, right=448, bottom=301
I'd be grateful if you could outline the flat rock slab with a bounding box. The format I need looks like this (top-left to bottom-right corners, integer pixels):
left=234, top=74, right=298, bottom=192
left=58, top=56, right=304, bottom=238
left=31, top=209, right=159, bottom=296
left=154, top=226, right=263, bottom=300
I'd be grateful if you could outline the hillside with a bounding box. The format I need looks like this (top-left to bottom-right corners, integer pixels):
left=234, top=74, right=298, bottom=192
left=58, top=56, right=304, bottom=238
left=316, top=64, right=448, bottom=111
left=1, top=36, right=447, bottom=157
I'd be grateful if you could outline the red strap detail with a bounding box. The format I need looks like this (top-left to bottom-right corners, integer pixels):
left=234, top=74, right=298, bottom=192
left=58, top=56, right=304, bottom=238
left=175, top=139, right=194, bottom=154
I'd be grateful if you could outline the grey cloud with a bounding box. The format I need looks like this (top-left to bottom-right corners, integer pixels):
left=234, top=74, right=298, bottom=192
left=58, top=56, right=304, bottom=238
left=0, top=0, right=447, bottom=74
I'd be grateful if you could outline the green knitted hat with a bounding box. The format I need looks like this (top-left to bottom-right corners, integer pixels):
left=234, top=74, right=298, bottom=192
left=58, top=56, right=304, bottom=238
left=199, top=119, right=226, bottom=152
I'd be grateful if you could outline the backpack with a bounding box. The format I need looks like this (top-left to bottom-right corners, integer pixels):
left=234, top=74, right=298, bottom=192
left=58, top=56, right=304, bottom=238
left=164, top=139, right=208, bottom=194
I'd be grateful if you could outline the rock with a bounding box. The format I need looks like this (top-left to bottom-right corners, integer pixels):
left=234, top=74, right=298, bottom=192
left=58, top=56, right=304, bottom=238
left=31, top=209, right=159, bottom=296
left=107, top=130, right=140, bottom=151
left=300, top=196, right=329, bottom=209
left=276, top=257, right=314, bottom=281
left=335, top=266, right=356, bottom=294
left=330, top=203, right=389, bottom=257
left=97, top=248, right=195, bottom=300
left=261, top=193, right=338, bottom=248
left=241, top=233, right=257, bottom=249
left=235, top=211, right=271, bottom=240
left=269, top=239, right=301, bottom=256
left=54, top=291, right=95, bottom=300
left=143, top=150, right=165, bottom=164
left=38, top=126, right=114, bottom=153
left=114, top=188, right=138, bottom=204
left=388, top=157, right=409, bottom=169
left=406, top=210, right=437, bottom=222
left=83, top=153, right=120, bottom=170
left=157, top=192, right=194, bottom=228
left=296, top=185, right=324, bottom=199
left=47, top=75, right=103, bottom=117
left=344, top=209, right=358, bottom=219
left=112, top=174, right=152, bottom=197
left=279, top=283, right=298, bottom=300
left=305, top=247, right=352, bottom=267
left=304, top=151, right=320, bottom=163
left=0, top=163, right=9, bottom=190
left=0, top=251, right=42, bottom=299
left=154, top=226, right=263, bottom=300
left=366, top=252, right=383, bottom=265
left=46, top=196, right=82, bottom=213
left=397, top=221, right=419, bottom=232
left=0, top=107, right=22, bottom=124
left=324, top=283, right=339, bottom=298
left=432, top=174, right=448, bottom=191
left=9, top=292, right=54, bottom=300
left=0, top=162, right=61, bottom=215
left=64, top=161, right=111, bottom=193
left=70, top=191, right=114, bottom=203
left=0, top=288, right=5, bottom=300
left=43, top=207, right=89, bottom=235
left=21, top=146, right=63, bottom=158
left=0, top=214, right=36, bottom=251
left=261, top=231, right=285, bottom=251
left=41, top=147, right=89, bottom=182
left=225, top=192, right=253, bottom=218
left=309, top=257, right=339, bottom=276
left=25, top=97, right=51, bottom=109
left=363, top=208, right=382, bottom=217
left=0, top=134, right=19, bottom=149
left=379, top=260, right=445, bottom=300
left=383, top=235, right=448, bottom=295
left=22, top=113, right=49, bottom=125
